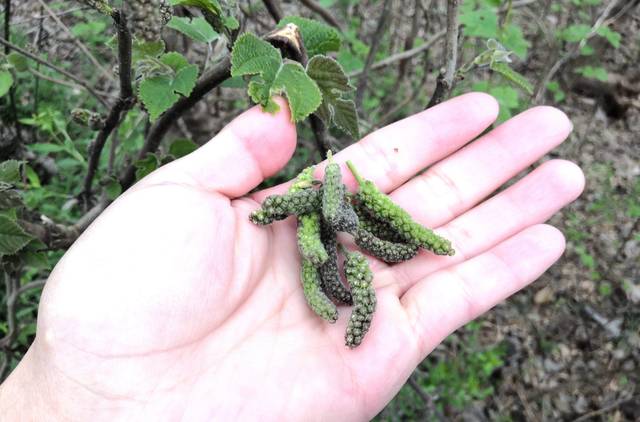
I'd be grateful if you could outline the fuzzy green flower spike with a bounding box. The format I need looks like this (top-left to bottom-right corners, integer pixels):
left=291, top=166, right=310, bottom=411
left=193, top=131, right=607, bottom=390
left=344, top=250, right=376, bottom=348
left=301, top=259, right=339, bottom=323
left=346, top=161, right=455, bottom=256
left=249, top=189, right=322, bottom=225
left=319, top=223, right=353, bottom=305
left=353, top=227, right=418, bottom=263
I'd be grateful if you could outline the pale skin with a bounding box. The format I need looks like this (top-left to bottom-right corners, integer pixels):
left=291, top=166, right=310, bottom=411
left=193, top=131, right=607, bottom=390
left=0, top=93, right=584, bottom=421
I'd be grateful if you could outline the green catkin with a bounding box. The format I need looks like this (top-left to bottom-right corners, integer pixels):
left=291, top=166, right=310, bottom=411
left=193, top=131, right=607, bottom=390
left=346, top=161, right=455, bottom=256
left=332, top=200, right=359, bottom=233
left=249, top=189, right=322, bottom=225
left=354, top=227, right=419, bottom=263
left=344, top=251, right=376, bottom=348
left=319, top=223, right=353, bottom=305
left=289, top=166, right=315, bottom=194
left=291, top=167, right=328, bottom=265
left=297, top=213, right=329, bottom=266
left=353, top=204, right=406, bottom=243
left=301, top=259, right=339, bottom=323
left=322, top=153, right=346, bottom=229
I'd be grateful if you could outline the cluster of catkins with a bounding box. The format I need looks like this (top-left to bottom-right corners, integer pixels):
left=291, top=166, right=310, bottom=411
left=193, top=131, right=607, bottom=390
left=250, top=154, right=454, bottom=348
left=129, top=0, right=173, bottom=42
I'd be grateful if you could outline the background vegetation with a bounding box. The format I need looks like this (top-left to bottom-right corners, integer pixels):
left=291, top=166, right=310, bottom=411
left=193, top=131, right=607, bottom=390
left=1, top=0, right=639, bottom=419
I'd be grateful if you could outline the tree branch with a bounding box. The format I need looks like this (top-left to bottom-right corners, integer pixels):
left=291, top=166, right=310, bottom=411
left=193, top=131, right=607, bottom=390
left=355, top=0, right=392, bottom=111
left=81, top=10, right=134, bottom=199
left=0, top=37, right=109, bottom=107
left=120, top=54, right=232, bottom=190
left=262, top=0, right=284, bottom=23
left=427, top=0, right=460, bottom=108
left=20, top=199, right=109, bottom=250
left=36, top=0, right=114, bottom=82
left=298, top=0, right=343, bottom=30
left=533, top=0, right=627, bottom=103
left=348, top=29, right=446, bottom=78
left=3, top=0, right=23, bottom=149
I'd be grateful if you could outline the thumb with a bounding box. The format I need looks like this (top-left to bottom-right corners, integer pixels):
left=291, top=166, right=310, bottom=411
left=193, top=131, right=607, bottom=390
left=139, top=97, right=297, bottom=198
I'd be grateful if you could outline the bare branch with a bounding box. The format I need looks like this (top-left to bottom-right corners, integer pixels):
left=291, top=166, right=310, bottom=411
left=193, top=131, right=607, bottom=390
left=262, top=0, right=284, bottom=23
left=348, top=29, right=446, bottom=78
left=427, top=0, right=460, bottom=108
left=120, top=55, right=232, bottom=190
left=298, top=0, right=343, bottom=30
left=3, top=0, right=23, bottom=148
left=20, top=199, right=109, bottom=250
left=355, top=0, right=392, bottom=111
left=0, top=37, right=109, bottom=107
left=534, top=0, right=629, bottom=103
left=81, top=9, right=134, bottom=198
left=36, top=0, right=114, bottom=82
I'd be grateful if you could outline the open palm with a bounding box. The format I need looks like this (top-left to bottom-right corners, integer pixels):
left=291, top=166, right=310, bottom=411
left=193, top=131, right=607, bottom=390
left=2, top=93, right=584, bottom=421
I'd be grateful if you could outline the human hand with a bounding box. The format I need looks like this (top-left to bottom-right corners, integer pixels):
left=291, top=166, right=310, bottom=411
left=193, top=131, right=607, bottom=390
left=0, top=93, right=584, bottom=421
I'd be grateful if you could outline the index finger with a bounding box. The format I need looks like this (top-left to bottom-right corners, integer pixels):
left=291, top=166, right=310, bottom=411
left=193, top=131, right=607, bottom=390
left=252, top=92, right=499, bottom=201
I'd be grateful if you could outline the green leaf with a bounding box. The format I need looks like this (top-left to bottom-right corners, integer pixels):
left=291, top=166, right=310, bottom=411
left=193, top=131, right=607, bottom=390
left=134, top=154, right=160, bottom=180
left=0, top=160, right=22, bottom=184
left=172, top=65, right=199, bottom=96
left=139, top=53, right=200, bottom=120
left=278, top=16, right=341, bottom=56
left=170, top=0, right=222, bottom=15
left=272, top=63, right=322, bottom=121
left=489, top=62, right=534, bottom=95
left=132, top=39, right=166, bottom=63
left=580, top=44, right=595, bottom=56
left=558, top=24, right=591, bottom=42
left=169, top=139, right=199, bottom=158
left=160, top=52, right=190, bottom=70
left=332, top=98, right=359, bottom=139
left=460, top=8, right=498, bottom=39
left=166, top=16, right=219, bottom=43
left=306, top=55, right=359, bottom=138
left=575, top=65, right=608, bottom=82
left=546, top=81, right=566, bottom=103
left=499, top=24, right=530, bottom=59
left=139, top=76, right=179, bottom=121
left=7, top=53, right=28, bottom=72
left=0, top=70, right=14, bottom=98
left=0, top=215, right=33, bottom=256
left=231, top=33, right=322, bottom=121
left=231, top=33, right=281, bottom=79
left=103, top=177, right=122, bottom=200
left=596, top=25, right=621, bottom=48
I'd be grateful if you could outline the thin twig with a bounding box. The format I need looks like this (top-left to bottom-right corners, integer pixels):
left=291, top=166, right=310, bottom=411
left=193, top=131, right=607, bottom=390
left=397, top=0, right=422, bottom=83
left=355, top=0, right=392, bottom=111
left=0, top=37, right=109, bottom=107
left=572, top=395, right=638, bottom=422
left=120, top=55, right=232, bottom=190
left=20, top=199, right=109, bottom=250
left=36, top=0, right=113, bottom=81
left=298, top=0, right=343, bottom=30
left=262, top=0, right=283, bottom=23
left=3, top=0, right=23, bottom=147
left=82, top=9, right=134, bottom=198
left=348, top=29, right=446, bottom=78
left=427, top=0, right=460, bottom=108
left=28, top=68, right=113, bottom=97
left=534, top=0, right=625, bottom=103
left=11, top=6, right=89, bottom=25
